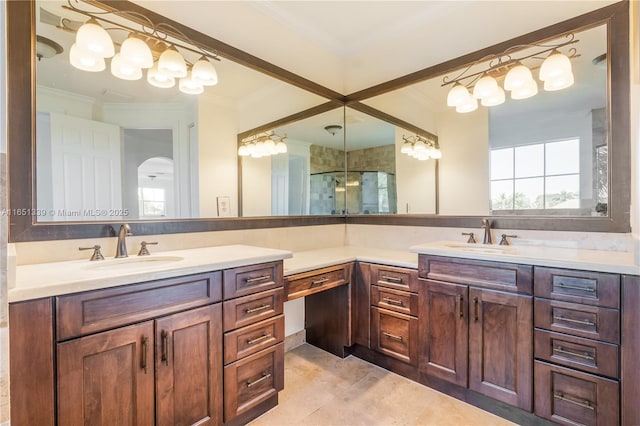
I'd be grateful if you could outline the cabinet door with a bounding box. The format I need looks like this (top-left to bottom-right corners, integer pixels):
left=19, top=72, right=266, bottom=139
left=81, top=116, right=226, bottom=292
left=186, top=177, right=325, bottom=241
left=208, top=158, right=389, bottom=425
left=57, top=321, right=155, bottom=426
left=469, top=288, right=533, bottom=411
left=156, top=304, right=223, bottom=426
left=419, top=280, right=468, bottom=386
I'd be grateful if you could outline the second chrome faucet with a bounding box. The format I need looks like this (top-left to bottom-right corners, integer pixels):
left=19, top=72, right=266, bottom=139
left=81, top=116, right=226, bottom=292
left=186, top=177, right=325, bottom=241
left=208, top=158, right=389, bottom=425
left=481, top=218, right=492, bottom=244
left=115, top=223, right=132, bottom=258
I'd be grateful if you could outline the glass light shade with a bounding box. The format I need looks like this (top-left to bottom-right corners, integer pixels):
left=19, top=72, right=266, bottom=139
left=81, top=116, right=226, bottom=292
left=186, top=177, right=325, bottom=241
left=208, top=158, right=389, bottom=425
left=455, top=95, right=478, bottom=113
left=511, top=79, right=538, bottom=100
left=147, top=63, right=175, bottom=88
left=481, top=87, right=506, bottom=107
left=245, top=143, right=256, bottom=156
left=69, top=43, right=105, bottom=72
left=473, top=75, right=499, bottom=99
left=504, top=63, right=533, bottom=91
left=543, top=72, right=574, bottom=91
left=400, top=141, right=413, bottom=154
left=76, top=19, right=114, bottom=58
left=446, top=83, right=470, bottom=107
left=275, top=140, right=288, bottom=154
left=238, top=145, right=249, bottom=156
left=179, top=75, right=204, bottom=95
left=416, top=151, right=430, bottom=161
left=120, top=35, right=153, bottom=69
left=192, top=57, right=219, bottom=86
left=413, top=140, right=427, bottom=152
left=110, top=53, right=142, bottom=80
left=158, top=46, right=187, bottom=78
left=264, top=139, right=276, bottom=155
left=431, top=149, right=443, bottom=159
left=539, top=51, right=572, bottom=81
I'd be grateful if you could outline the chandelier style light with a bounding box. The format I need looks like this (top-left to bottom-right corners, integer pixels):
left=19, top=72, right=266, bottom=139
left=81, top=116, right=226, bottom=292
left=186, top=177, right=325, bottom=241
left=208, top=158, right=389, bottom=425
left=444, top=34, right=578, bottom=113
left=61, top=0, right=220, bottom=95
left=400, top=135, right=441, bottom=161
left=238, top=131, right=288, bottom=158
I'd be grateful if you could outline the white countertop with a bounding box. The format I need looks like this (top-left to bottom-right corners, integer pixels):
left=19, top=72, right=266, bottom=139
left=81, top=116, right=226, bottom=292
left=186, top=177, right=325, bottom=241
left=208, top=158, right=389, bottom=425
left=410, top=241, right=640, bottom=275
left=10, top=245, right=292, bottom=302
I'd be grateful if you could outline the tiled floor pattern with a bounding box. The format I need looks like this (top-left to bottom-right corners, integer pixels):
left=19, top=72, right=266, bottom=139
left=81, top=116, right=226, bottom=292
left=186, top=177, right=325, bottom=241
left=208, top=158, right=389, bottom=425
left=250, top=344, right=516, bottom=426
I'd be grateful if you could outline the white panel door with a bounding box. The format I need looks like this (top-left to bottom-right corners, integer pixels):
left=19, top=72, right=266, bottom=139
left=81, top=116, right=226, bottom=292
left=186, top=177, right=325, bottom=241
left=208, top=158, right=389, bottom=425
left=49, top=113, right=122, bottom=221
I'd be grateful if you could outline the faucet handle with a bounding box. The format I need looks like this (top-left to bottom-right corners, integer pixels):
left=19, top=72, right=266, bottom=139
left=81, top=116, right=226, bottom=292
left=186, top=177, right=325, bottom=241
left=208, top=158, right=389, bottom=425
left=79, top=245, right=105, bottom=261
left=138, top=241, right=158, bottom=256
left=461, top=232, right=476, bottom=244
left=499, top=234, right=518, bottom=246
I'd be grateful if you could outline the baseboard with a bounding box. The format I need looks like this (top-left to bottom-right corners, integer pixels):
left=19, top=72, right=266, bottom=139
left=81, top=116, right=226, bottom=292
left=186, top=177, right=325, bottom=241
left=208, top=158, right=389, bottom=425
left=284, top=329, right=306, bottom=352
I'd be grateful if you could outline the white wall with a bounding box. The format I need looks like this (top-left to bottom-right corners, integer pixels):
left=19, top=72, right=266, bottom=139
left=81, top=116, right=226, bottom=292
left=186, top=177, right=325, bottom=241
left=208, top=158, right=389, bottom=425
left=394, top=127, right=437, bottom=214
left=437, top=108, right=490, bottom=215
left=631, top=0, right=640, bottom=265
left=242, top=155, right=272, bottom=216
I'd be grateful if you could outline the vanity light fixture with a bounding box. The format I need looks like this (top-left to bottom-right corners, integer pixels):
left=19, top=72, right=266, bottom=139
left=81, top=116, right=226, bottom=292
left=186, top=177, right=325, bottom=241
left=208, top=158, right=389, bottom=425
left=443, top=33, right=578, bottom=112
left=238, top=131, right=288, bottom=158
left=59, top=0, right=220, bottom=95
left=401, top=135, right=442, bottom=161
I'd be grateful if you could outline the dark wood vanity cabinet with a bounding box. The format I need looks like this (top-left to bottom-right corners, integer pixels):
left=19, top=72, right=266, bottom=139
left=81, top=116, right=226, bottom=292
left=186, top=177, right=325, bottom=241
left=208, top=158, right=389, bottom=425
left=10, top=261, right=286, bottom=426
left=418, top=255, right=533, bottom=412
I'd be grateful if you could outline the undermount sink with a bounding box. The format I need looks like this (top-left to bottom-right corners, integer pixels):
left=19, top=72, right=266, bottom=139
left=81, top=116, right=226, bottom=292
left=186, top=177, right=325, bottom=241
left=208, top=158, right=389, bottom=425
left=440, top=242, right=514, bottom=255
left=85, top=255, right=185, bottom=270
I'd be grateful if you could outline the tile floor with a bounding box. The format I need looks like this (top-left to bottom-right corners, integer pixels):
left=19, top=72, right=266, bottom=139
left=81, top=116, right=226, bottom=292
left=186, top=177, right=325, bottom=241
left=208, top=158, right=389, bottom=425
left=250, top=344, right=516, bottom=426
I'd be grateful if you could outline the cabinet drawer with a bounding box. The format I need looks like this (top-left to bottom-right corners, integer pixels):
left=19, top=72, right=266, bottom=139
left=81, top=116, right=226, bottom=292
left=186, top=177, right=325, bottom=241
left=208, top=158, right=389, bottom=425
left=371, top=285, right=418, bottom=316
left=535, top=267, right=619, bottom=308
left=224, top=315, right=284, bottom=365
left=370, top=264, right=418, bottom=293
left=534, top=329, right=619, bottom=378
left=285, top=264, right=349, bottom=300
left=223, top=261, right=283, bottom=300
left=534, top=299, right=619, bottom=344
left=223, top=288, right=284, bottom=332
left=419, top=255, right=532, bottom=294
left=371, top=307, right=418, bottom=366
left=224, top=343, right=284, bottom=422
left=56, top=271, right=222, bottom=340
left=534, top=361, right=619, bottom=426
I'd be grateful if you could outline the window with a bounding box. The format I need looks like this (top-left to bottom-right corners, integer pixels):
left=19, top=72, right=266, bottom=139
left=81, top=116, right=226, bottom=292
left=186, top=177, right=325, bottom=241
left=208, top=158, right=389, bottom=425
left=490, top=139, right=580, bottom=210
left=138, top=187, right=166, bottom=217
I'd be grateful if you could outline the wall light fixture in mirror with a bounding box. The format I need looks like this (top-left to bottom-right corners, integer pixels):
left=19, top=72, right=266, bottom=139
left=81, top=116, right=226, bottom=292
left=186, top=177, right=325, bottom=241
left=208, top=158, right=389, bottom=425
left=240, top=107, right=346, bottom=217
left=362, top=24, right=607, bottom=218
left=34, top=0, right=327, bottom=222
left=344, top=107, right=437, bottom=215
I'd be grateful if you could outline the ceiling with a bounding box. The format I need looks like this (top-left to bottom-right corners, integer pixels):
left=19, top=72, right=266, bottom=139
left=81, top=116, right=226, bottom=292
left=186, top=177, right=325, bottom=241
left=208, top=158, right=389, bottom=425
left=131, top=0, right=617, bottom=95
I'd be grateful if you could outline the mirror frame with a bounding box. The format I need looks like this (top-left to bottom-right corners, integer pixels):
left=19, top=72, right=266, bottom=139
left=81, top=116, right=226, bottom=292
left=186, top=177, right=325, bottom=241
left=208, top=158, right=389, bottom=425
left=7, top=1, right=630, bottom=242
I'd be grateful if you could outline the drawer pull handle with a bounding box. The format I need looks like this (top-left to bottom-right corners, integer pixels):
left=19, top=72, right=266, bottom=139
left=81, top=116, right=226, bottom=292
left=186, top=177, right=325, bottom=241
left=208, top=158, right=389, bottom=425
left=382, top=297, right=404, bottom=306
left=311, top=278, right=329, bottom=286
left=141, top=336, right=149, bottom=374
left=381, top=275, right=403, bottom=283
left=161, top=330, right=170, bottom=366
left=246, top=275, right=271, bottom=284
left=553, top=346, right=595, bottom=361
left=245, top=304, right=271, bottom=314
left=247, top=334, right=272, bottom=345
left=382, top=331, right=403, bottom=341
left=556, top=282, right=596, bottom=293
left=553, top=315, right=595, bottom=327
left=247, top=372, right=272, bottom=388
left=458, top=295, right=464, bottom=318
left=554, top=392, right=595, bottom=410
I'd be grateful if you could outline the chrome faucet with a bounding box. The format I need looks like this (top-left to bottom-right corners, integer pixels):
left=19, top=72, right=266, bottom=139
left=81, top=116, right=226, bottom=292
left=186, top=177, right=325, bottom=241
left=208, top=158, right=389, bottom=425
left=115, top=224, right=132, bottom=258
left=481, top=218, right=492, bottom=244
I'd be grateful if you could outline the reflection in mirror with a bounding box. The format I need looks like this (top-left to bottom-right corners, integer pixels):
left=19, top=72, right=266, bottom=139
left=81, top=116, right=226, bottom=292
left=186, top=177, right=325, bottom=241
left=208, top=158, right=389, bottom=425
left=362, top=24, right=607, bottom=217
left=344, top=107, right=437, bottom=215
left=241, top=108, right=346, bottom=216
left=34, top=0, right=326, bottom=222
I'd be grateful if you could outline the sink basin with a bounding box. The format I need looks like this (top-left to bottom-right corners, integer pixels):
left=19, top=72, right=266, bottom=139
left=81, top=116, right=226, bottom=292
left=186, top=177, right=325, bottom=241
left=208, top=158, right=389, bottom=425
left=440, top=242, right=514, bottom=255
left=85, top=255, right=185, bottom=271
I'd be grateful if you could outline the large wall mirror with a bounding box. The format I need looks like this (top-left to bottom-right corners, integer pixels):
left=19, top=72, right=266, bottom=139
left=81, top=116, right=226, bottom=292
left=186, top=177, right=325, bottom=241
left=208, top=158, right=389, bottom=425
left=7, top=1, right=630, bottom=241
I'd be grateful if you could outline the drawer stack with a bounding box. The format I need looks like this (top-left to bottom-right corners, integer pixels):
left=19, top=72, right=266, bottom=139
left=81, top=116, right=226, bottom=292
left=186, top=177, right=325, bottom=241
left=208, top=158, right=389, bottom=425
left=370, top=264, right=419, bottom=366
left=533, top=267, right=620, bottom=426
left=222, top=262, right=285, bottom=422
